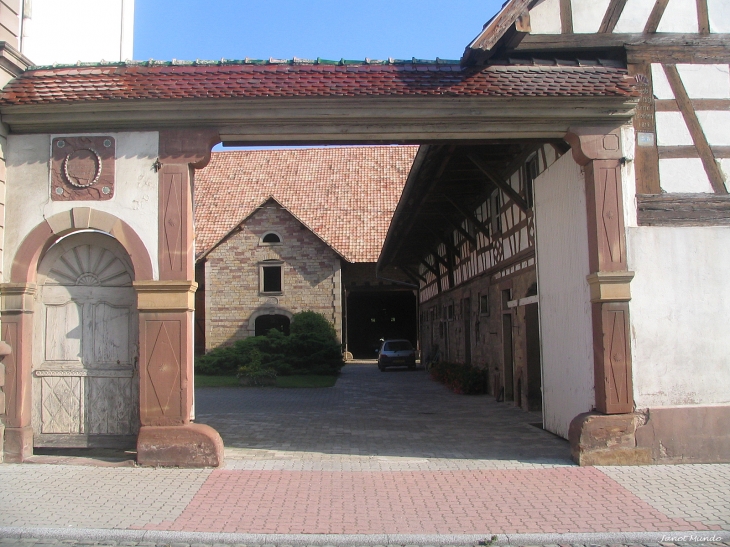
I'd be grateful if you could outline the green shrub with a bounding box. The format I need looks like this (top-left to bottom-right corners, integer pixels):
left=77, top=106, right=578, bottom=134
left=430, top=361, right=489, bottom=395
left=194, top=310, right=344, bottom=377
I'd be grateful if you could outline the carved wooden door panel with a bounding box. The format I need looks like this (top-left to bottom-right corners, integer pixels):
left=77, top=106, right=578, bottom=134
left=32, top=236, right=139, bottom=448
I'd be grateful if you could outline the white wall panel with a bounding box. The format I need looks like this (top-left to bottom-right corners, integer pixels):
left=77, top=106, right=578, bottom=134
left=529, top=0, right=562, bottom=34
left=534, top=152, right=594, bottom=440
left=614, top=0, right=657, bottom=33
left=656, top=112, right=693, bottom=146
left=628, top=227, right=730, bottom=407
left=659, top=158, right=714, bottom=193
left=708, top=0, right=730, bottom=32
left=656, top=0, right=699, bottom=33
left=676, top=64, right=730, bottom=99
left=572, top=0, right=611, bottom=33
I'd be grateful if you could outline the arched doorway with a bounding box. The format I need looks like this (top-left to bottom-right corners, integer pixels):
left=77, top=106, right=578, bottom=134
left=32, top=232, right=139, bottom=449
left=255, top=314, right=290, bottom=336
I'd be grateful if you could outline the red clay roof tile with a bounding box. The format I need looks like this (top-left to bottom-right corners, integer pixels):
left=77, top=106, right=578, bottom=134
left=194, top=146, right=418, bottom=263
left=0, top=62, right=638, bottom=106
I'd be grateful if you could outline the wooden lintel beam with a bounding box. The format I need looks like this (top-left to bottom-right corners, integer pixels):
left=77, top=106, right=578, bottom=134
left=467, top=154, right=529, bottom=212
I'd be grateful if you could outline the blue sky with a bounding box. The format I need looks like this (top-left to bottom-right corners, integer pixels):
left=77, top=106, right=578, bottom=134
left=134, top=0, right=506, bottom=63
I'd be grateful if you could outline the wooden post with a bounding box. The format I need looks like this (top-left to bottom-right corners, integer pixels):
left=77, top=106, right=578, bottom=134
left=565, top=127, right=635, bottom=415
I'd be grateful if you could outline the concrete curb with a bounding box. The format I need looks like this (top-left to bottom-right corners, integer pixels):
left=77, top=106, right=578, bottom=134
left=1, top=527, right=729, bottom=545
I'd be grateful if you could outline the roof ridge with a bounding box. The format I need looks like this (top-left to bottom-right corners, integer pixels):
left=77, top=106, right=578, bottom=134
left=25, top=57, right=463, bottom=72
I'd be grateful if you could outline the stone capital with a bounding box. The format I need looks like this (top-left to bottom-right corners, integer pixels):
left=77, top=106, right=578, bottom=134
left=158, top=129, right=220, bottom=168
left=134, top=280, right=197, bottom=311
left=0, top=283, right=37, bottom=313
left=565, top=126, right=624, bottom=166
left=586, top=271, right=635, bottom=303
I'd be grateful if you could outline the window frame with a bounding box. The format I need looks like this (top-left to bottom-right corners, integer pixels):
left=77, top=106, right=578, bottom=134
left=259, top=231, right=283, bottom=246
left=259, top=260, right=284, bottom=294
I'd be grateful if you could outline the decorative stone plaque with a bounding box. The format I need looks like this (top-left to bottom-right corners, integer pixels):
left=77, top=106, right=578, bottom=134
left=51, top=136, right=115, bottom=201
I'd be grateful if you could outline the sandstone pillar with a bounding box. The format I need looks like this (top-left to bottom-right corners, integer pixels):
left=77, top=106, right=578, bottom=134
left=0, top=283, right=36, bottom=462
left=564, top=127, right=647, bottom=465
left=135, top=129, right=224, bottom=467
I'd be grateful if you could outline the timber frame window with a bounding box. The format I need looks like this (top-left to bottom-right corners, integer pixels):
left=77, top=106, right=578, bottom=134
left=260, top=260, right=283, bottom=294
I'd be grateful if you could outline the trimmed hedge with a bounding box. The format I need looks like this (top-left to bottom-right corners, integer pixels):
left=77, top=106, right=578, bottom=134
left=430, top=361, right=489, bottom=395
left=195, top=311, right=344, bottom=377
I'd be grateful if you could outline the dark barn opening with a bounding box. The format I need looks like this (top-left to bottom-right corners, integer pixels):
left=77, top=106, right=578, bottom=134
left=255, top=314, right=291, bottom=337
left=346, top=290, right=417, bottom=359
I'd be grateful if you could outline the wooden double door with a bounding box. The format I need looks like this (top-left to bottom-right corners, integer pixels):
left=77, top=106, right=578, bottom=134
left=32, top=233, right=139, bottom=448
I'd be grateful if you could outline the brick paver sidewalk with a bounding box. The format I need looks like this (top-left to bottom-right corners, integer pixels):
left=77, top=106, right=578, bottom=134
left=1, top=364, right=729, bottom=538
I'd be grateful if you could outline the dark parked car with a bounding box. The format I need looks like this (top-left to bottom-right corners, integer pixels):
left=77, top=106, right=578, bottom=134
left=377, top=339, right=417, bottom=371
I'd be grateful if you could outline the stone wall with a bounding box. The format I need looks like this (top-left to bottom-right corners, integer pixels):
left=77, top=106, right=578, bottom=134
left=204, top=200, right=342, bottom=350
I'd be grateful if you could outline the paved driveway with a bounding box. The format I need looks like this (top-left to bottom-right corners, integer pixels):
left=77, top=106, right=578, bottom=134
left=195, top=362, right=571, bottom=468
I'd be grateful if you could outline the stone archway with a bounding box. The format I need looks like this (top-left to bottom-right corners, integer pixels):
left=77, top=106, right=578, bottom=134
left=0, top=211, right=153, bottom=462
left=32, top=231, right=139, bottom=449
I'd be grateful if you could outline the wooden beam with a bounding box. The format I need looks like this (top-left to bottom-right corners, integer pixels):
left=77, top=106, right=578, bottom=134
left=401, top=265, right=426, bottom=283
left=658, top=146, right=730, bottom=159
left=599, top=0, right=629, bottom=33
left=560, top=0, right=574, bottom=34
left=419, top=258, right=440, bottom=278
left=440, top=212, right=478, bottom=246
left=644, top=0, right=670, bottom=34
left=428, top=227, right=461, bottom=259
left=655, top=98, right=730, bottom=112
left=663, top=64, right=728, bottom=194
left=637, top=194, right=730, bottom=226
left=628, top=62, right=660, bottom=194
left=465, top=0, right=533, bottom=59
left=442, top=195, right=492, bottom=239
left=467, top=154, right=529, bottom=212
left=696, top=0, right=710, bottom=35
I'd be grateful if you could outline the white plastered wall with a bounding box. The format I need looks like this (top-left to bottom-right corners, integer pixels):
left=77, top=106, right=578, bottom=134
left=533, top=152, right=594, bottom=439
left=651, top=63, right=730, bottom=193
left=21, top=0, right=134, bottom=65
left=628, top=226, right=730, bottom=408
left=3, top=132, right=159, bottom=281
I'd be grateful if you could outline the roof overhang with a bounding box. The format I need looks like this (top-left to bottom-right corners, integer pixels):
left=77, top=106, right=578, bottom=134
left=0, top=95, right=637, bottom=143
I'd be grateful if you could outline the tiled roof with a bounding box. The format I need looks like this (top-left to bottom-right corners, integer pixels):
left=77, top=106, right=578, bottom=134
left=0, top=59, right=638, bottom=106
left=194, top=146, right=418, bottom=263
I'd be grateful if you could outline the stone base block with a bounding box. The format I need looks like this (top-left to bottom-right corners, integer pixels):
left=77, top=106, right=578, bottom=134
left=137, top=423, right=224, bottom=468
left=3, top=425, right=33, bottom=463
left=636, top=405, right=730, bottom=464
left=569, top=412, right=652, bottom=466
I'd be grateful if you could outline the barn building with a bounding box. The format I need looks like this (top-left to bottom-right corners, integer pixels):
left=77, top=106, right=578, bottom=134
left=193, top=146, right=419, bottom=357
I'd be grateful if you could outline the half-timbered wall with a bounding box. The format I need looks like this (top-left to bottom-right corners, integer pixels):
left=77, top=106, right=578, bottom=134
left=528, top=0, right=727, bottom=35
left=417, top=144, right=563, bottom=412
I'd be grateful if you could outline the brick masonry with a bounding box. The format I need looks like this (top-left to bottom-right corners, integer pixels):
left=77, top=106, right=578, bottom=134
left=203, top=199, right=342, bottom=350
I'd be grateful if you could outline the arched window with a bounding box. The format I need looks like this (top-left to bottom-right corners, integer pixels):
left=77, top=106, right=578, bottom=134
left=255, top=314, right=290, bottom=336
left=261, top=232, right=282, bottom=244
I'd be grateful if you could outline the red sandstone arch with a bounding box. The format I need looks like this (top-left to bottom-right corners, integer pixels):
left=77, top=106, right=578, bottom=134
left=10, top=208, right=154, bottom=283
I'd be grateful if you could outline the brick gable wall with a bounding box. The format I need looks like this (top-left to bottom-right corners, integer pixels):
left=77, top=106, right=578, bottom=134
left=203, top=201, right=342, bottom=351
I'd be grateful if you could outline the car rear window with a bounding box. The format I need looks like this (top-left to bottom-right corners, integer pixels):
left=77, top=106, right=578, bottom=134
left=384, top=341, right=413, bottom=351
